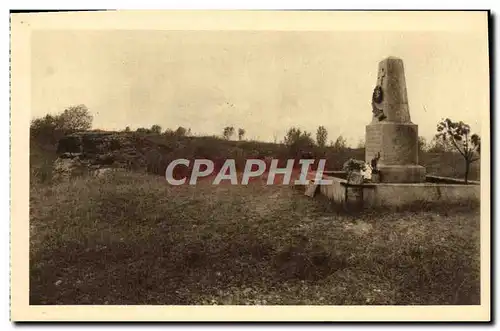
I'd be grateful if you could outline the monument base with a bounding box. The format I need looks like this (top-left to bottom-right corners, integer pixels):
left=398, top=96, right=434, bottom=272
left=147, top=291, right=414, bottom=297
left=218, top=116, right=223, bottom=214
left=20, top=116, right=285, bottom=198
left=377, top=165, right=426, bottom=183
left=365, top=122, right=419, bottom=165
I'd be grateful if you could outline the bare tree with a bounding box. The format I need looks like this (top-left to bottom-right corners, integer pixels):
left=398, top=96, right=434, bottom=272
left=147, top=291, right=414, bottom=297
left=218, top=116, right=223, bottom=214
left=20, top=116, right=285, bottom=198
left=436, top=118, right=480, bottom=184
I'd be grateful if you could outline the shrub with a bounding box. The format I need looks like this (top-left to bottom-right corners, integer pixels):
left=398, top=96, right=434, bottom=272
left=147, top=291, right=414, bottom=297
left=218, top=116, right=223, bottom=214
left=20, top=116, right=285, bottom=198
left=31, top=105, right=93, bottom=144
left=150, top=125, right=162, bottom=135
left=283, top=127, right=315, bottom=159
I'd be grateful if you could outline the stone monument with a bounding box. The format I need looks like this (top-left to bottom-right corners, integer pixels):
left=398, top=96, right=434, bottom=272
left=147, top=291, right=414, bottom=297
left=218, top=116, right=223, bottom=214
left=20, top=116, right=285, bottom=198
left=365, top=57, right=426, bottom=183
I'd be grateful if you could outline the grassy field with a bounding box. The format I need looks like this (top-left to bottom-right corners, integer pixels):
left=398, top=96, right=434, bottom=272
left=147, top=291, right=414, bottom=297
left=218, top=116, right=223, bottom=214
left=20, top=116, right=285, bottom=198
left=30, top=171, right=480, bottom=305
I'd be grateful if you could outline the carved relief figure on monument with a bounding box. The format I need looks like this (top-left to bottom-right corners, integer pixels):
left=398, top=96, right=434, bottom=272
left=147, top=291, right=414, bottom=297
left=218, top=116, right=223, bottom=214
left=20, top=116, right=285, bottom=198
left=371, top=85, right=386, bottom=121
left=370, top=152, right=381, bottom=182
left=371, top=66, right=386, bottom=121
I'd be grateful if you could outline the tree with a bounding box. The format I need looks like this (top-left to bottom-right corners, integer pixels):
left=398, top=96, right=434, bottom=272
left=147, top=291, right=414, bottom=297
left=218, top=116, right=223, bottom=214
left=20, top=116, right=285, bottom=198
left=316, top=126, right=328, bottom=147
left=332, top=135, right=347, bottom=151
left=124, top=126, right=131, bottom=132
left=31, top=114, right=58, bottom=134
left=57, top=104, right=93, bottom=132
left=427, top=136, right=454, bottom=153
left=30, top=105, right=93, bottom=144
left=283, top=127, right=301, bottom=146
left=150, top=124, right=162, bottom=134
left=30, top=114, right=61, bottom=144
left=283, top=127, right=315, bottom=158
left=238, top=128, right=246, bottom=141
left=223, top=126, right=235, bottom=140
left=175, top=126, right=187, bottom=137
left=163, top=128, right=175, bottom=136
left=136, top=127, right=151, bottom=134
left=418, top=136, right=428, bottom=152
left=436, top=118, right=480, bottom=184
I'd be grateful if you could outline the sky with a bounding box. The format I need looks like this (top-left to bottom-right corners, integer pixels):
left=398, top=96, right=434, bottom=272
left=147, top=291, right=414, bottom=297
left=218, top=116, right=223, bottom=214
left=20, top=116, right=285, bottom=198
left=31, top=29, right=489, bottom=145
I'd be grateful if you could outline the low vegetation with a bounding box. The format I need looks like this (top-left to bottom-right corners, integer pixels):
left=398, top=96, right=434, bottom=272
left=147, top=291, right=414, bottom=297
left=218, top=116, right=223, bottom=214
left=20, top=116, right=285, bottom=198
left=30, top=105, right=480, bottom=184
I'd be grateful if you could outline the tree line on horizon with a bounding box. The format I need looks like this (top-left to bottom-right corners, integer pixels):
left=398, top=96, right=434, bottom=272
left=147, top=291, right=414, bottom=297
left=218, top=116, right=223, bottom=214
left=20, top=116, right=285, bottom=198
left=30, top=104, right=481, bottom=183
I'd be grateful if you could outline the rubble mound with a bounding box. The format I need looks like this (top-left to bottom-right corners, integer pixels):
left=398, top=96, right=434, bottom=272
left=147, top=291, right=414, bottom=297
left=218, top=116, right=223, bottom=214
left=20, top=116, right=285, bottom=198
left=53, top=131, right=172, bottom=179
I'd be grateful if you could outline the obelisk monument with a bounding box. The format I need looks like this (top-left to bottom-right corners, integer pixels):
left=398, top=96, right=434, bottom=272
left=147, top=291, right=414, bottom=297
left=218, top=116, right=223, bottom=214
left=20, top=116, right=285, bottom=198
left=365, top=57, right=426, bottom=183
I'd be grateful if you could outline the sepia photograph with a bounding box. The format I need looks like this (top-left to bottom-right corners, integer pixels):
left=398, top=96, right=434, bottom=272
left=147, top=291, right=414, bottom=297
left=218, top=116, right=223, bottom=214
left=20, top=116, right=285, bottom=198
left=10, top=10, right=490, bottom=321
